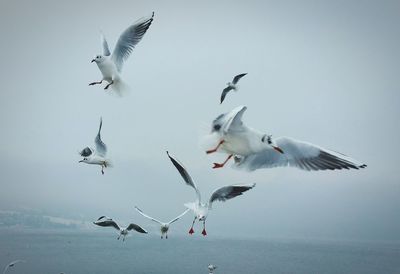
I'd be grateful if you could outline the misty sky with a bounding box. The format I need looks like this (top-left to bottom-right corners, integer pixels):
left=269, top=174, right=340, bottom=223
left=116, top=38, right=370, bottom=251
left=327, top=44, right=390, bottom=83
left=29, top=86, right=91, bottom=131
left=0, top=0, right=399, bottom=241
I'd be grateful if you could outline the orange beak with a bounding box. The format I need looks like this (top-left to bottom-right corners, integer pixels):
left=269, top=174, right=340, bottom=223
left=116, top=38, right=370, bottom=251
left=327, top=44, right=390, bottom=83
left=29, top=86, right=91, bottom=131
left=273, top=146, right=284, bottom=154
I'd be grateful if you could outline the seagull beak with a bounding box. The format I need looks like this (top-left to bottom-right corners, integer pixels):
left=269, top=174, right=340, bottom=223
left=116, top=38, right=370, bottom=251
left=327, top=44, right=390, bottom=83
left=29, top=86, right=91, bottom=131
left=273, top=146, right=284, bottom=154
left=79, top=160, right=83, bottom=163
left=91, top=59, right=95, bottom=63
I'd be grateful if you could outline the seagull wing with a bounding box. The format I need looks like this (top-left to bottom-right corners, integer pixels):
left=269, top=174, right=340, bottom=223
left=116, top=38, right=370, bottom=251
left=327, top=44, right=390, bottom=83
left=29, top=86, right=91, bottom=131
left=94, top=117, right=107, bottom=157
left=166, top=151, right=202, bottom=204
left=222, top=105, right=247, bottom=134
left=232, top=73, right=247, bottom=84
left=236, top=137, right=367, bottom=171
left=4, top=260, right=25, bottom=273
left=167, top=208, right=190, bottom=225
left=93, top=217, right=120, bottom=231
left=126, top=223, right=148, bottom=233
left=101, top=32, right=111, bottom=56
left=220, top=86, right=234, bottom=104
left=111, top=12, right=154, bottom=72
left=208, top=183, right=255, bottom=209
left=134, top=206, right=163, bottom=225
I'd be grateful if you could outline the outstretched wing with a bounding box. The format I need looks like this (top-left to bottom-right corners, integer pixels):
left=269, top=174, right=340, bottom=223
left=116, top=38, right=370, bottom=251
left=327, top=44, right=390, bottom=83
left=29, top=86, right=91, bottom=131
left=208, top=183, right=255, bottom=209
left=101, top=32, right=111, bottom=56
left=134, top=206, right=163, bottom=225
left=126, top=223, right=148, bottom=233
left=93, top=217, right=120, bottom=231
left=167, top=151, right=202, bottom=203
left=4, top=260, right=25, bottom=273
left=167, top=208, right=190, bottom=225
left=236, top=137, right=367, bottom=171
left=95, top=117, right=107, bottom=157
left=79, top=147, right=93, bottom=157
left=111, top=12, right=154, bottom=72
left=222, top=105, right=247, bottom=134
left=220, top=86, right=233, bottom=104
left=232, top=73, right=247, bottom=84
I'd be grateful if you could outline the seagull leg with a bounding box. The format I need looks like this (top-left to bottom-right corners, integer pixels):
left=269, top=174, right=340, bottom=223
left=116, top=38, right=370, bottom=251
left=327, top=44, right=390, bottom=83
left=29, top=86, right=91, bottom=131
left=117, top=235, right=120, bottom=240
left=212, top=154, right=233, bottom=169
left=101, top=165, right=104, bottom=175
left=206, top=140, right=225, bottom=154
left=104, top=80, right=114, bottom=90
left=166, top=234, right=168, bottom=239
left=189, top=217, right=196, bottom=235
left=89, top=80, right=103, bottom=86
left=201, top=221, right=207, bottom=236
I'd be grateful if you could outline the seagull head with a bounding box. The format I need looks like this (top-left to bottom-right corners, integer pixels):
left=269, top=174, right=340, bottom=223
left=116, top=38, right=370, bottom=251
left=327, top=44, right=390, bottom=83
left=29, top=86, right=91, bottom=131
left=261, top=134, right=284, bottom=154
left=211, top=114, right=224, bottom=133
left=91, top=55, right=104, bottom=63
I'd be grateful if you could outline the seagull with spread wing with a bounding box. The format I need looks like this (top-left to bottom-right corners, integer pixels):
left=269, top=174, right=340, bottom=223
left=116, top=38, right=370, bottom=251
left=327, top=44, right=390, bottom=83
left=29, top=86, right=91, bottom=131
left=93, top=216, right=147, bottom=242
left=166, top=151, right=255, bottom=236
left=206, top=105, right=367, bottom=171
left=89, top=12, right=154, bottom=95
left=134, top=206, right=190, bottom=239
left=79, top=117, right=111, bottom=175
left=220, top=73, right=247, bottom=104
left=3, top=260, right=25, bottom=274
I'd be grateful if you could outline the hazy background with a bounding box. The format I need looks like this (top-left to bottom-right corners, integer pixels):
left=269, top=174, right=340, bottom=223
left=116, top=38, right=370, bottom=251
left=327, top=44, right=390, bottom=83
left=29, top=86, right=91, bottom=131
left=0, top=0, right=399, bottom=242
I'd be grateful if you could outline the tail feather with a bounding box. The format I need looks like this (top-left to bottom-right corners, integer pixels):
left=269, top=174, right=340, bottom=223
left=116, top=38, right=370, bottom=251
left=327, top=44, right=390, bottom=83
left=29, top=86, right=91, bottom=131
left=110, top=76, right=130, bottom=97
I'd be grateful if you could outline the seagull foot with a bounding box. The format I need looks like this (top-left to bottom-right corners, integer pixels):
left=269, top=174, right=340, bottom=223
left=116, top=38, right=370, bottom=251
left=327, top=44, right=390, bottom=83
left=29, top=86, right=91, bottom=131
left=201, top=229, right=207, bottom=236
left=101, top=170, right=104, bottom=175
left=206, top=149, right=216, bottom=154
left=189, top=228, right=194, bottom=235
left=89, top=81, right=102, bottom=86
left=212, top=163, right=224, bottom=169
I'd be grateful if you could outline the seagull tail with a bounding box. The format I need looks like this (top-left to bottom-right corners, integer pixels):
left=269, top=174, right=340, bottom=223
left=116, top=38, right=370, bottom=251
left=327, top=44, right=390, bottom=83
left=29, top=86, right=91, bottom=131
left=111, top=75, right=130, bottom=97
left=104, top=159, right=113, bottom=168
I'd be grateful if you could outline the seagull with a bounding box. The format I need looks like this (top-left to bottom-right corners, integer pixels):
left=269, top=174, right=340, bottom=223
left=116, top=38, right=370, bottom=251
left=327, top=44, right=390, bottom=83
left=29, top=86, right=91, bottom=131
left=134, top=206, right=190, bottom=239
left=206, top=105, right=367, bottom=171
left=208, top=264, right=217, bottom=273
left=89, top=12, right=155, bottom=95
left=167, top=151, right=255, bottom=236
left=79, top=117, right=111, bottom=175
left=93, top=216, right=147, bottom=241
left=220, top=73, right=247, bottom=104
left=3, top=260, right=25, bottom=274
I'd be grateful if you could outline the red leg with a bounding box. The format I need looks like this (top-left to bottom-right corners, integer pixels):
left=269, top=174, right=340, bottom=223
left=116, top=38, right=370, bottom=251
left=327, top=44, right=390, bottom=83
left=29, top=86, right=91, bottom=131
left=206, top=140, right=225, bottom=154
left=212, top=154, right=233, bottom=169
left=89, top=80, right=103, bottom=86
left=189, top=217, right=196, bottom=235
left=201, top=221, right=207, bottom=236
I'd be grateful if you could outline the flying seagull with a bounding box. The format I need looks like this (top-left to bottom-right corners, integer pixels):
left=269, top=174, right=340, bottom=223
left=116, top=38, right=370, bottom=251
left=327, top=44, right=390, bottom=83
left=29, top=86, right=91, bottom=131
left=79, top=117, right=111, bottom=175
left=208, top=264, right=217, bottom=273
left=206, top=105, right=367, bottom=171
left=134, top=206, right=190, bottom=239
left=3, top=260, right=25, bottom=274
left=93, top=216, right=147, bottom=241
left=89, top=12, right=155, bottom=95
left=167, top=151, right=255, bottom=236
left=220, top=73, right=247, bottom=104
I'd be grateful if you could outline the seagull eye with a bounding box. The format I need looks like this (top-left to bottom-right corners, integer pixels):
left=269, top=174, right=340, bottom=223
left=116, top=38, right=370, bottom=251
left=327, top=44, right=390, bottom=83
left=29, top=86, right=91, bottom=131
left=213, top=124, right=221, bottom=131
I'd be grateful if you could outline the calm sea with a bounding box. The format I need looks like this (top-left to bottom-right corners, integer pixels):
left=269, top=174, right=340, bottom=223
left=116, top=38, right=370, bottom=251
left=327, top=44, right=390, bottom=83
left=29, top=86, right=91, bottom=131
left=0, top=231, right=399, bottom=274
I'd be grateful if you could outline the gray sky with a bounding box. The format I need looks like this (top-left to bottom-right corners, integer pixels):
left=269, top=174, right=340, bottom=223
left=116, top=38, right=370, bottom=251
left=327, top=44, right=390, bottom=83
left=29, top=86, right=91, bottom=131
left=0, top=0, right=399, bottom=241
